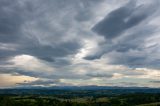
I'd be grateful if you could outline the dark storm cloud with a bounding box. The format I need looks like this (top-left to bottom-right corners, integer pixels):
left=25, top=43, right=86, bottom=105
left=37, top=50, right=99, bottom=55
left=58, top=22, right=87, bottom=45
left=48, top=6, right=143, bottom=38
left=0, top=0, right=93, bottom=63
left=0, top=0, right=23, bottom=43
left=84, top=1, right=158, bottom=60
left=0, top=0, right=160, bottom=87
left=0, top=0, right=34, bottom=58
left=0, top=0, right=106, bottom=64
left=92, top=0, right=156, bottom=39
left=84, top=54, right=102, bottom=60
left=21, top=41, right=81, bottom=62
left=85, top=0, right=160, bottom=69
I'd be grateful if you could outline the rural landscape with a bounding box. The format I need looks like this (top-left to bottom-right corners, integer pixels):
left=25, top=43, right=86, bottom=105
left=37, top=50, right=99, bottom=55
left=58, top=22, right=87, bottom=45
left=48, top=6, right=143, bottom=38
left=0, top=87, right=160, bottom=106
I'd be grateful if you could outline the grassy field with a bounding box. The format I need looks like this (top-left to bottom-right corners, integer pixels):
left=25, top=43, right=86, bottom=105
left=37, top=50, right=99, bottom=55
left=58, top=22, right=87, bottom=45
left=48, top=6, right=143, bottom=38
left=0, top=93, right=160, bottom=106
left=137, top=102, right=160, bottom=106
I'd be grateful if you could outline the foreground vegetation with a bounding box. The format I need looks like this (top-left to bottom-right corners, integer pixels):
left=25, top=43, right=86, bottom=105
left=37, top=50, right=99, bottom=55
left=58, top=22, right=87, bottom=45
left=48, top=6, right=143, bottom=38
left=0, top=93, right=160, bottom=106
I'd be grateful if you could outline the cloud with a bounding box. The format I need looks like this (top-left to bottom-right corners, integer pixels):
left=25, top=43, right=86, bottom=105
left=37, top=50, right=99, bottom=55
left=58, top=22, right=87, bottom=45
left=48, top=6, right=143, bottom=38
left=85, top=0, right=160, bottom=69
left=0, top=0, right=160, bottom=87
left=86, top=73, right=113, bottom=78
left=92, top=0, right=158, bottom=39
left=0, top=74, right=37, bottom=88
left=0, top=0, right=24, bottom=43
left=150, top=81, right=160, bottom=83
left=16, top=79, right=60, bottom=86
left=0, top=0, right=87, bottom=62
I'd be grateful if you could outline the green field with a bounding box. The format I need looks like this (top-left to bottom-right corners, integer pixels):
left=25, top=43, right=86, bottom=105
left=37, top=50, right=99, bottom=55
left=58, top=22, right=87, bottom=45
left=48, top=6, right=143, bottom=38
left=0, top=93, right=160, bottom=106
left=137, top=102, right=160, bottom=106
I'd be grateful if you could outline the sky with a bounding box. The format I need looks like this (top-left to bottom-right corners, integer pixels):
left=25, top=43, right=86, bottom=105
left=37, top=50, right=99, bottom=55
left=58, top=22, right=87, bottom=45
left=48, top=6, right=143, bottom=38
left=0, top=0, right=160, bottom=88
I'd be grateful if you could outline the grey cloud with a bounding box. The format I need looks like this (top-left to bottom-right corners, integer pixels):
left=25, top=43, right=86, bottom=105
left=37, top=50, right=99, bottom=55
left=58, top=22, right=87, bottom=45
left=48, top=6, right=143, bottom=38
left=150, top=81, right=160, bottom=83
left=0, top=0, right=88, bottom=63
left=84, top=54, right=102, bottom=60
left=16, top=79, right=60, bottom=86
left=118, top=82, right=140, bottom=87
left=0, top=65, right=88, bottom=80
left=0, top=0, right=160, bottom=87
left=0, top=0, right=109, bottom=68
left=106, top=44, right=160, bottom=69
left=86, top=73, right=113, bottom=78
left=107, top=25, right=160, bottom=68
left=0, top=0, right=105, bottom=64
left=108, top=52, right=147, bottom=68
left=92, top=0, right=156, bottom=39
left=52, top=58, right=71, bottom=67
left=85, top=0, right=160, bottom=69
left=74, top=0, right=101, bottom=22
left=0, top=0, right=23, bottom=43
left=104, top=82, right=140, bottom=87
left=22, top=41, right=81, bottom=62
left=0, top=68, right=47, bottom=78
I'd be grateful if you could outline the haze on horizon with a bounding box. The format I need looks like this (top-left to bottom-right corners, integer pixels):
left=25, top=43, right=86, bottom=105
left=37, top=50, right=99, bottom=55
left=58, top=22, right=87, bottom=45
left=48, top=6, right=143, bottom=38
left=0, top=0, right=160, bottom=88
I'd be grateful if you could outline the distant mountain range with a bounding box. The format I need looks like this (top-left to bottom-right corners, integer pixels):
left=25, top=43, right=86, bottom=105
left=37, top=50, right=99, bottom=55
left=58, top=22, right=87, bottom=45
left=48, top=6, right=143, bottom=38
left=13, top=85, right=160, bottom=90
left=0, top=86, right=160, bottom=95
